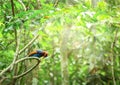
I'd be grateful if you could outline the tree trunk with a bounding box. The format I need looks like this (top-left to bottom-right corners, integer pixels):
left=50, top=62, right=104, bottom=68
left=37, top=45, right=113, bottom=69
left=60, top=28, right=70, bottom=85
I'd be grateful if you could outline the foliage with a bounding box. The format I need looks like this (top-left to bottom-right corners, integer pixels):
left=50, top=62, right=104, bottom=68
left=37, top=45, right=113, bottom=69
left=0, top=0, right=120, bottom=85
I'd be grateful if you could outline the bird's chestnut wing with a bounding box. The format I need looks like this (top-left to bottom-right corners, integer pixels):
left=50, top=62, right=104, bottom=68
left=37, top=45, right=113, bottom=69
left=28, top=50, right=37, bottom=56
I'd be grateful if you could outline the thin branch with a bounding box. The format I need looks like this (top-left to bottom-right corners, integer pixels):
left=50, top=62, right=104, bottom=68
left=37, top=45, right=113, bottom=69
left=54, top=0, right=59, bottom=7
left=10, top=29, right=22, bottom=85
left=0, top=57, right=40, bottom=84
left=0, top=65, right=11, bottom=77
left=11, top=0, right=15, bottom=16
left=11, top=29, right=21, bottom=70
left=10, top=0, right=20, bottom=71
left=0, top=35, right=39, bottom=77
left=0, top=76, right=8, bottom=84
left=18, top=34, right=39, bottom=55
left=36, top=0, right=42, bottom=9
left=13, top=57, right=40, bottom=79
left=18, top=0, right=26, bottom=11
left=111, top=29, right=118, bottom=85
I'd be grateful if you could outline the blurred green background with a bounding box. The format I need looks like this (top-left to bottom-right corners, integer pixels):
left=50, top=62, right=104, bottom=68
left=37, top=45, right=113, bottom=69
left=0, top=0, right=120, bottom=85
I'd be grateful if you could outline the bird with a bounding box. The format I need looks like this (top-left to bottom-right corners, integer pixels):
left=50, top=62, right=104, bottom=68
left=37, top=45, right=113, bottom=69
left=28, top=50, right=48, bottom=58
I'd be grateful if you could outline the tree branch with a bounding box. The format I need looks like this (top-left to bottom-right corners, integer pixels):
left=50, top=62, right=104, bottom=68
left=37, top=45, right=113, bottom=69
left=11, top=0, right=15, bottom=16
left=18, top=0, right=26, bottom=11
left=0, top=35, right=39, bottom=77
left=13, top=57, right=40, bottom=79
left=18, top=34, right=39, bottom=55
left=111, top=29, right=118, bottom=85
left=54, top=0, right=59, bottom=7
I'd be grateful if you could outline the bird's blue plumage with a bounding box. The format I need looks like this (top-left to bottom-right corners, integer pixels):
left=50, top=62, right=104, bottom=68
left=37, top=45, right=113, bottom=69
left=29, top=50, right=43, bottom=58
left=30, top=53, right=43, bottom=58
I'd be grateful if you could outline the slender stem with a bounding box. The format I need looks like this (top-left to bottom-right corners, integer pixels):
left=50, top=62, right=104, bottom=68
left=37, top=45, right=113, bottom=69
left=18, top=0, right=26, bottom=11
left=0, top=35, right=39, bottom=77
left=11, top=0, right=15, bottom=16
left=13, top=57, right=40, bottom=79
left=18, top=34, right=39, bottom=55
left=111, top=29, right=118, bottom=85
left=54, top=0, right=59, bottom=7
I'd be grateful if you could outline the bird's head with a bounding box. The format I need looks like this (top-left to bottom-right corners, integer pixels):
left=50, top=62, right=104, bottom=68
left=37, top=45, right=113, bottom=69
left=42, top=51, right=48, bottom=57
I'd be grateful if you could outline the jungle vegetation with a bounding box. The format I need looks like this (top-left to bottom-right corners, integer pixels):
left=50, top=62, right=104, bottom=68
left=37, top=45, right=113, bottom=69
left=0, top=0, right=120, bottom=85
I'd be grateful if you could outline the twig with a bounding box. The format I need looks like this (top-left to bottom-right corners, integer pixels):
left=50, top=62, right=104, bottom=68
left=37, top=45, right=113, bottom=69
left=13, top=57, right=40, bottom=79
left=111, top=29, right=118, bottom=85
left=36, top=0, right=42, bottom=9
left=11, top=29, right=22, bottom=85
left=0, top=35, right=39, bottom=77
left=54, top=0, right=59, bottom=7
left=0, top=77, right=8, bottom=84
left=10, top=0, right=20, bottom=71
left=0, top=57, right=40, bottom=84
left=11, top=0, right=15, bottom=16
left=18, top=0, right=26, bottom=11
left=18, top=34, right=39, bottom=55
left=0, top=65, right=11, bottom=77
left=11, top=29, right=21, bottom=70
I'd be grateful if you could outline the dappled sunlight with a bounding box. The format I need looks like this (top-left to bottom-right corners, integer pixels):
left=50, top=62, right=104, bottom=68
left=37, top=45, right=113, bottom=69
left=0, top=0, right=120, bottom=85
